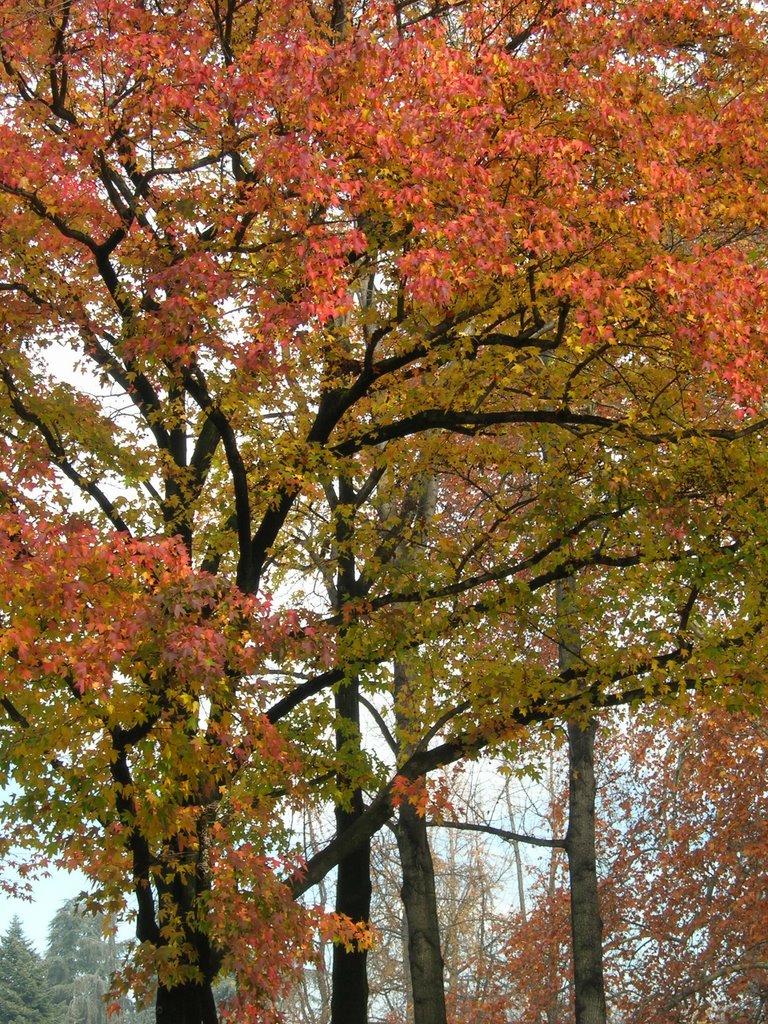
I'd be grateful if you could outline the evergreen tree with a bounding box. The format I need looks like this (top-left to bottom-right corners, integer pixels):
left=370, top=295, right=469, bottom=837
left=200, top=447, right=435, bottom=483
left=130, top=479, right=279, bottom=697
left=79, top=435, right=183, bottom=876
left=44, top=900, right=160, bottom=1023
left=0, top=916, right=56, bottom=1024
left=46, top=900, right=116, bottom=1019
left=63, top=974, right=110, bottom=1024
left=46, top=901, right=132, bottom=1024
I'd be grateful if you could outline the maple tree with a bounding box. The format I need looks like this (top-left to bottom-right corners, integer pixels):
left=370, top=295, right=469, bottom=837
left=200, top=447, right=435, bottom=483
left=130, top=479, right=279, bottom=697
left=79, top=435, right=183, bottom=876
left=0, top=0, right=767, bottom=1021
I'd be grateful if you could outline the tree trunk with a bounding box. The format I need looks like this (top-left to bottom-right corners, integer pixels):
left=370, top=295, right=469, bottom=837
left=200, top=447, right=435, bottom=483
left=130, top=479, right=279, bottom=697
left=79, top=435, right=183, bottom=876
left=394, top=660, right=447, bottom=1024
left=330, top=475, right=372, bottom=1024
left=331, top=674, right=371, bottom=1024
left=557, top=578, right=606, bottom=1024
left=565, top=719, right=607, bottom=1024
left=156, top=979, right=218, bottom=1024
left=151, top=824, right=222, bottom=1024
left=331, top=792, right=372, bottom=1024
left=396, top=798, right=448, bottom=1024
left=388, top=473, right=445, bottom=1024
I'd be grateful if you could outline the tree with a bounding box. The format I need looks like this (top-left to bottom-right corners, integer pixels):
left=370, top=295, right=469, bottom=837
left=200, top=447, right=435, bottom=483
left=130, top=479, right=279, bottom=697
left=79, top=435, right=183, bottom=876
left=46, top=899, right=133, bottom=1023
left=489, top=698, right=768, bottom=1024
left=1, top=0, right=768, bottom=1021
left=48, top=901, right=117, bottom=981
left=602, top=699, right=768, bottom=1023
left=360, top=785, right=514, bottom=1024
left=0, top=916, right=57, bottom=1024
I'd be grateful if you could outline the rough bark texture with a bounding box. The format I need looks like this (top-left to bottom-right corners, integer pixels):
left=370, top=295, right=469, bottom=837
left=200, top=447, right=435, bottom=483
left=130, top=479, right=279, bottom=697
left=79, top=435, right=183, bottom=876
left=396, top=799, right=448, bottom=1024
left=565, top=718, right=607, bottom=1024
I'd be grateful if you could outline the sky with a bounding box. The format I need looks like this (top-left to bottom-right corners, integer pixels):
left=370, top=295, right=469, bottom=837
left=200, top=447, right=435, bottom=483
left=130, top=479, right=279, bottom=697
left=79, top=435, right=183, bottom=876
left=0, top=868, right=88, bottom=954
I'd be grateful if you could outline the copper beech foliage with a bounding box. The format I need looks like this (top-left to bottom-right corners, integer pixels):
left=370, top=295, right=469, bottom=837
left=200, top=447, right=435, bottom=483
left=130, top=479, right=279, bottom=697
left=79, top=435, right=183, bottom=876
left=0, top=0, right=767, bottom=1017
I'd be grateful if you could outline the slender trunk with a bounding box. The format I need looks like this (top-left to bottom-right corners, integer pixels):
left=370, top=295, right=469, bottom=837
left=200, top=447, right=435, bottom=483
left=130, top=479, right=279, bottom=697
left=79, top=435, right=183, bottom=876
left=394, top=661, right=447, bottom=1024
left=331, top=678, right=371, bottom=1024
left=544, top=739, right=565, bottom=1024
left=504, top=780, right=527, bottom=922
left=331, top=790, right=372, bottom=1024
left=389, top=472, right=446, bottom=1024
left=396, top=800, right=447, bottom=1024
left=557, top=578, right=607, bottom=1024
left=564, top=719, right=606, bottom=1024
left=330, top=475, right=372, bottom=1024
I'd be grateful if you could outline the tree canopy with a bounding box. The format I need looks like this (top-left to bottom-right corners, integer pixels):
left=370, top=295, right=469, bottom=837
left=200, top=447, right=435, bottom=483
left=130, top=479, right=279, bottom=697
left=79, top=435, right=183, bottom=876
left=0, top=0, right=766, bottom=1020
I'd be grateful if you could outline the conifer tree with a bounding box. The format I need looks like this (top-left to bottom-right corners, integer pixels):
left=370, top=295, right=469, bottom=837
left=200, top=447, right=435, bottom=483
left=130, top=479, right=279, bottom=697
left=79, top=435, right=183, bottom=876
left=46, top=901, right=120, bottom=1024
left=0, top=916, right=56, bottom=1024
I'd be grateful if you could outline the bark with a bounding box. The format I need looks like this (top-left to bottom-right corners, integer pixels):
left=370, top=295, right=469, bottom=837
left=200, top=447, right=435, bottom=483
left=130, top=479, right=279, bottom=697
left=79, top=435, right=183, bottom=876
left=331, top=769, right=371, bottom=1024
left=565, top=719, right=607, bottom=1024
left=396, top=798, right=448, bottom=1024
left=330, top=476, right=372, bottom=1024
left=388, top=470, right=447, bottom=1024
left=331, top=0, right=347, bottom=39
left=544, top=748, right=564, bottom=1024
left=330, top=665, right=371, bottom=1022
left=156, top=979, right=218, bottom=1024
left=557, top=578, right=607, bottom=1024
left=112, top=738, right=221, bottom=1024
left=151, top=893, right=221, bottom=1024
left=394, top=660, right=447, bottom=1024
left=151, top=810, right=222, bottom=1024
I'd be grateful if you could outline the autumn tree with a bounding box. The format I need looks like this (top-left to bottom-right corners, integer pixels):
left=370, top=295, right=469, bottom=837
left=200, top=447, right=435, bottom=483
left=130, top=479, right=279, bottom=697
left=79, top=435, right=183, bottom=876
left=494, top=699, right=768, bottom=1024
left=0, top=0, right=767, bottom=1021
left=603, top=700, right=768, bottom=1023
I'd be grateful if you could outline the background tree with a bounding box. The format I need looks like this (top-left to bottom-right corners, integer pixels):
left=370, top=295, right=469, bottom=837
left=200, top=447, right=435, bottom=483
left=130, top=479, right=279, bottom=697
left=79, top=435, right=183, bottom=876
left=45, top=899, right=156, bottom=1023
left=485, top=698, right=768, bottom=1023
left=47, top=900, right=120, bottom=1017
left=0, top=916, right=57, bottom=1024
left=603, top=699, right=768, bottom=1023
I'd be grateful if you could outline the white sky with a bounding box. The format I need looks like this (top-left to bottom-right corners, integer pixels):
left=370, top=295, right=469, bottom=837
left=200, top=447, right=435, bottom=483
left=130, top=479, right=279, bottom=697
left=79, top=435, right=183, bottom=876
left=0, top=869, right=89, bottom=954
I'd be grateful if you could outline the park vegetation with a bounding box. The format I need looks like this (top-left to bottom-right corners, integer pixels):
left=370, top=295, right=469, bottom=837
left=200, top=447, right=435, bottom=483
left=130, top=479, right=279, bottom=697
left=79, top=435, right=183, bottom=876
left=0, top=0, right=766, bottom=1021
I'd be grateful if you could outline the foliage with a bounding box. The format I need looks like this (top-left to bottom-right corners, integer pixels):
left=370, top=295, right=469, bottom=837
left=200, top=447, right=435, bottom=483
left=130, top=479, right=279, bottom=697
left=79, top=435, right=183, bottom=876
left=0, top=0, right=766, bottom=1017
left=603, top=701, right=768, bottom=1023
left=479, top=701, right=768, bottom=1023
left=48, top=900, right=118, bottom=979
